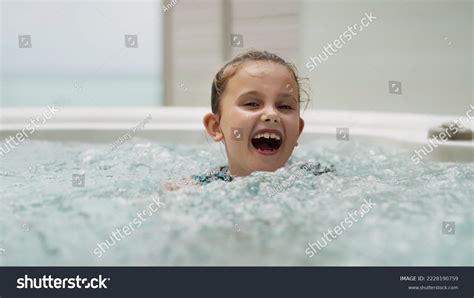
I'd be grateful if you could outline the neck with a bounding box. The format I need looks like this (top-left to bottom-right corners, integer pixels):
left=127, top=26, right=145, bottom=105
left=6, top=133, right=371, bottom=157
left=227, top=163, right=253, bottom=177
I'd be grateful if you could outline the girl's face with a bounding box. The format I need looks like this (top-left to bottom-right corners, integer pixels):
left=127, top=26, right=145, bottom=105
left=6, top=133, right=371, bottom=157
left=205, top=61, right=304, bottom=177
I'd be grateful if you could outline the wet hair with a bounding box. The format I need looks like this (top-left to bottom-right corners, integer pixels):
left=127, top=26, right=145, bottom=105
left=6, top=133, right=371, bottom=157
left=211, top=49, right=310, bottom=115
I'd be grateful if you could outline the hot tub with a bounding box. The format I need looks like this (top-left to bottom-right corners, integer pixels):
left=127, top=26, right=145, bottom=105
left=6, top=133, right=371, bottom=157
left=0, top=107, right=472, bottom=266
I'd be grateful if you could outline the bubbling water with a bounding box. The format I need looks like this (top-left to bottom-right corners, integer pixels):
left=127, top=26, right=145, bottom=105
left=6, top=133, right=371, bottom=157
left=0, top=139, right=472, bottom=265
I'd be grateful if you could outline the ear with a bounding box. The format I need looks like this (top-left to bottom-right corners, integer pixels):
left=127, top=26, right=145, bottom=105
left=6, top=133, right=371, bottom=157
left=295, top=117, right=305, bottom=147
left=203, top=113, right=224, bottom=142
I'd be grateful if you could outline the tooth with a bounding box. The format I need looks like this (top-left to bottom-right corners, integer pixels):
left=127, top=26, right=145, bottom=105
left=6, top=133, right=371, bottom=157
left=264, top=133, right=270, bottom=139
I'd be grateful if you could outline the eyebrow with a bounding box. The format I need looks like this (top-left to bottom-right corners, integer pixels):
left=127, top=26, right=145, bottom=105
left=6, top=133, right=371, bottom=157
left=237, top=90, right=264, bottom=101
left=237, top=90, right=298, bottom=103
left=277, top=93, right=298, bottom=103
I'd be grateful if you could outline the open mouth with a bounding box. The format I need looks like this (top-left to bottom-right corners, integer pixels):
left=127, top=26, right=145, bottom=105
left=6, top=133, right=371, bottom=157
left=251, top=131, right=282, bottom=154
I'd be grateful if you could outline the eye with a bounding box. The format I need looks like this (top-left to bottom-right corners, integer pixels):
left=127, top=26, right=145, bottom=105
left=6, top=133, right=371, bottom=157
left=243, top=102, right=259, bottom=107
left=279, top=104, right=294, bottom=110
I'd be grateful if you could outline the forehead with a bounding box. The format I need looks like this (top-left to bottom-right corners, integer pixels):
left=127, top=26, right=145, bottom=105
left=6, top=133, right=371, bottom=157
left=225, top=61, right=296, bottom=92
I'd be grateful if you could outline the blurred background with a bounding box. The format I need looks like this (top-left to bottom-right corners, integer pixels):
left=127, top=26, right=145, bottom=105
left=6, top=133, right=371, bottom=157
left=1, top=0, right=472, bottom=114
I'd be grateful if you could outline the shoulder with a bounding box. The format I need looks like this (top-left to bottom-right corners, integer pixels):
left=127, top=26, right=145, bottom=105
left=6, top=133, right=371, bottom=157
left=164, top=165, right=232, bottom=191
left=192, top=165, right=233, bottom=185
left=298, top=160, right=335, bottom=176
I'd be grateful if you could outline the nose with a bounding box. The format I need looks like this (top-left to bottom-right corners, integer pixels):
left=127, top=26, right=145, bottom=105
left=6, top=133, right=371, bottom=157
left=260, top=109, right=280, bottom=123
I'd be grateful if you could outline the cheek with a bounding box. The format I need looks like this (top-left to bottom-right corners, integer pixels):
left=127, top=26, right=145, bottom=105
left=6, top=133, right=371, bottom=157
left=231, top=109, right=253, bottom=121
left=224, top=108, right=249, bottom=122
left=223, top=111, right=255, bottom=133
left=284, top=117, right=301, bottom=133
left=220, top=116, right=251, bottom=145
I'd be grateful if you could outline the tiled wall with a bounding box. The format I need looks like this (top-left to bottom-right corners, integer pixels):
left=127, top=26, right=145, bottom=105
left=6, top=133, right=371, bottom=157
left=163, top=0, right=300, bottom=107
left=164, top=0, right=472, bottom=116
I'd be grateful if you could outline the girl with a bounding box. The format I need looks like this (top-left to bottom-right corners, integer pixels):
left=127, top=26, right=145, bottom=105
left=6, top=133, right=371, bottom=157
left=166, top=50, right=334, bottom=190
